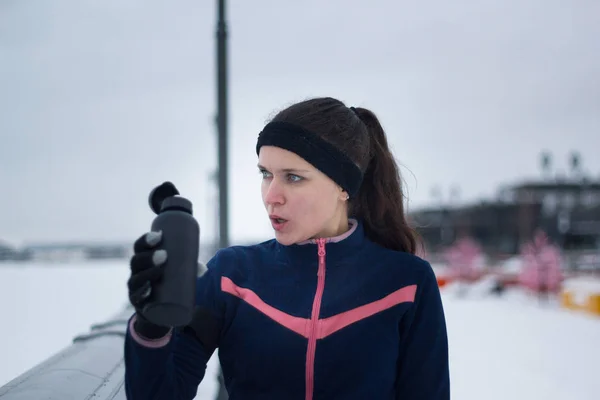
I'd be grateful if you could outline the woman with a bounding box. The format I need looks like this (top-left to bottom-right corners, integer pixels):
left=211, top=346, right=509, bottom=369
left=124, top=97, right=450, bottom=399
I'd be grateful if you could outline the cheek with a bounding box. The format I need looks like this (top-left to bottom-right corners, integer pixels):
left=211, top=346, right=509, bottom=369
left=291, top=187, right=337, bottom=220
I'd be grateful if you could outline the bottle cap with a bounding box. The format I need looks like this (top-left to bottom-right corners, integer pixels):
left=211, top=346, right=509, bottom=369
left=148, top=182, right=180, bottom=214
left=160, top=196, right=193, bottom=214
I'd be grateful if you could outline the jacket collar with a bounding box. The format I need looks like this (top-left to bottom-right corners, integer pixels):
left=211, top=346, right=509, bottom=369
left=274, top=218, right=367, bottom=265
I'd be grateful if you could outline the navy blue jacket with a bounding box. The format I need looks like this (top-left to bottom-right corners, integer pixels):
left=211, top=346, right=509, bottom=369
left=124, top=220, right=450, bottom=399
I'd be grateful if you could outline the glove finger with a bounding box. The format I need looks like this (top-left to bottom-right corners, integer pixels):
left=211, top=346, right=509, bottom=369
left=127, top=264, right=163, bottom=292
left=133, top=231, right=163, bottom=254
left=129, top=281, right=152, bottom=307
left=130, top=249, right=168, bottom=274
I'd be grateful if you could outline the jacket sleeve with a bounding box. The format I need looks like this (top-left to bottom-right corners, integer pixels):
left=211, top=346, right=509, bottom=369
left=123, top=256, right=226, bottom=400
left=395, top=261, right=450, bottom=399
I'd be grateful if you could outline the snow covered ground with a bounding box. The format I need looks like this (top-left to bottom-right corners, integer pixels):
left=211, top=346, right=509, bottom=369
left=0, top=260, right=598, bottom=399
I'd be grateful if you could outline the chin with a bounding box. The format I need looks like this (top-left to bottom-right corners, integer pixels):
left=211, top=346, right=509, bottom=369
left=274, top=229, right=315, bottom=246
left=274, top=232, right=298, bottom=246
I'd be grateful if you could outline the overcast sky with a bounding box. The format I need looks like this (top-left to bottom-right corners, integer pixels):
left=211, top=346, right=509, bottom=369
left=1, top=0, right=598, bottom=246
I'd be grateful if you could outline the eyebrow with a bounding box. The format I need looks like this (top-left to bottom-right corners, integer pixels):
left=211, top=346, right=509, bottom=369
left=257, top=164, right=310, bottom=173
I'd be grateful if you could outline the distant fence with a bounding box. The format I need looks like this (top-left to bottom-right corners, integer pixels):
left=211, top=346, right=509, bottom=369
left=0, top=244, right=223, bottom=264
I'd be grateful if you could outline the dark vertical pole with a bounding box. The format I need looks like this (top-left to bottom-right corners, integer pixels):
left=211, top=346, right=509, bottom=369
left=215, top=1, right=229, bottom=399
left=217, top=0, right=229, bottom=251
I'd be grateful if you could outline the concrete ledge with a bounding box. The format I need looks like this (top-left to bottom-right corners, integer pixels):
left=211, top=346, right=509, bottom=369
left=0, top=306, right=133, bottom=400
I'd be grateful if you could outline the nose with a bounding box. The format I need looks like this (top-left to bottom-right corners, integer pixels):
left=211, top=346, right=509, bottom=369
left=263, top=177, right=285, bottom=207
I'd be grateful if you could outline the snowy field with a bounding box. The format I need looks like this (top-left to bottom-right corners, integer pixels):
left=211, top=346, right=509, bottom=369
left=0, top=260, right=598, bottom=399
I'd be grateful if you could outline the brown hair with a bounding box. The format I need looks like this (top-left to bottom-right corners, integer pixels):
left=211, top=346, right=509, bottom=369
left=269, top=97, right=419, bottom=254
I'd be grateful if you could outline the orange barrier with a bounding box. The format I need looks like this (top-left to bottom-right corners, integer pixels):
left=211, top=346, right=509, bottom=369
left=437, top=276, right=450, bottom=288
left=560, top=280, right=600, bottom=317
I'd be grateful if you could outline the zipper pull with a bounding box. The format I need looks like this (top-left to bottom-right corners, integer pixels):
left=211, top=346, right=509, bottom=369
left=316, top=238, right=326, bottom=257
left=316, top=238, right=326, bottom=277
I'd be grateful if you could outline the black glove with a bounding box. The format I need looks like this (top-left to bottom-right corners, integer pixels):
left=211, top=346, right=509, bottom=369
left=127, top=228, right=221, bottom=349
left=127, top=230, right=171, bottom=339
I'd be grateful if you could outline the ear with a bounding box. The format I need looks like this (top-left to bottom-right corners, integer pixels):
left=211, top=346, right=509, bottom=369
left=339, top=189, right=350, bottom=201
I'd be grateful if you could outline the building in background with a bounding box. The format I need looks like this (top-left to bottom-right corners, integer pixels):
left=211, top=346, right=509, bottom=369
left=411, top=151, right=600, bottom=260
left=411, top=178, right=600, bottom=271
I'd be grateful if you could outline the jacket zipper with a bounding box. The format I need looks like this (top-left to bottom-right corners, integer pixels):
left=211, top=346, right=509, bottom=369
left=305, top=238, right=327, bottom=400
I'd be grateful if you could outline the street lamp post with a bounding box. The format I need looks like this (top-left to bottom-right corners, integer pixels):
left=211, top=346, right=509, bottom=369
left=215, top=1, right=229, bottom=399
left=216, top=0, right=229, bottom=252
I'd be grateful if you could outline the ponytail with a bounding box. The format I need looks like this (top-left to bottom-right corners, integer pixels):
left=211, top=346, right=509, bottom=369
left=350, top=107, right=420, bottom=254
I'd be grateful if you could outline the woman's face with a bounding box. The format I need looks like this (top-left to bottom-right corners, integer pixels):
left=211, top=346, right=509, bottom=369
left=258, top=146, right=349, bottom=245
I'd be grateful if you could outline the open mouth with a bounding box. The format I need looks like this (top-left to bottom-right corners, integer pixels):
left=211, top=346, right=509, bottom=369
left=270, top=216, right=289, bottom=231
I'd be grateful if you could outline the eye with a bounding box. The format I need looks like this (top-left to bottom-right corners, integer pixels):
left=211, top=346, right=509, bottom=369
left=259, top=169, right=272, bottom=179
left=287, top=174, right=303, bottom=183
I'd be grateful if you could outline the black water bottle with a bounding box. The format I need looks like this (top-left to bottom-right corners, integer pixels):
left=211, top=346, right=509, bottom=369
left=141, top=182, right=200, bottom=328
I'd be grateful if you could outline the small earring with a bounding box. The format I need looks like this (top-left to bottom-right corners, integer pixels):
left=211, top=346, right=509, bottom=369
left=344, top=194, right=350, bottom=201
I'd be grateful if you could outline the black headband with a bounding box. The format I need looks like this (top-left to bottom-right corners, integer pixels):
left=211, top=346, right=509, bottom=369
left=256, top=121, right=363, bottom=196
